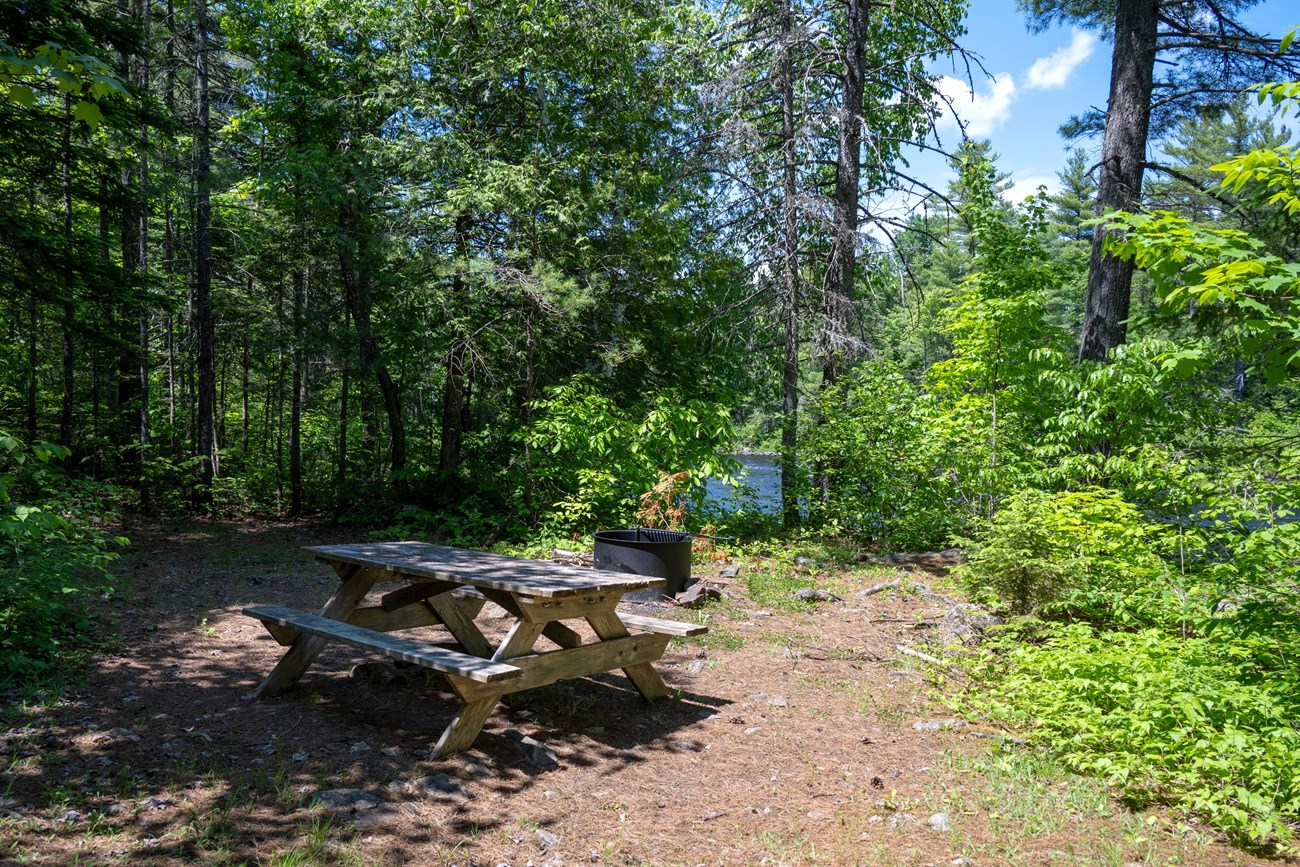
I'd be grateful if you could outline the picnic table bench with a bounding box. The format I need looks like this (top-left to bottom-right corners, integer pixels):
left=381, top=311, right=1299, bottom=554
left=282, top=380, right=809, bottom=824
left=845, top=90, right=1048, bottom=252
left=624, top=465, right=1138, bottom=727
left=243, top=541, right=705, bottom=757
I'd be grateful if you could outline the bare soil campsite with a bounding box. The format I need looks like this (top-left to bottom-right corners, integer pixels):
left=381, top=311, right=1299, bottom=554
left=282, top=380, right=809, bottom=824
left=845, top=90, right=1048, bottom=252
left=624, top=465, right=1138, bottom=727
left=0, top=522, right=1277, bottom=866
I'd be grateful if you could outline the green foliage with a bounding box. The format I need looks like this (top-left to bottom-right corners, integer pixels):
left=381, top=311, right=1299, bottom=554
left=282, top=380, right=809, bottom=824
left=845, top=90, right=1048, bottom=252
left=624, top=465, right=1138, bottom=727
left=1104, top=211, right=1300, bottom=383
left=525, top=376, right=738, bottom=532
left=1033, top=338, right=1217, bottom=489
left=0, top=38, right=125, bottom=128
left=926, top=152, right=1066, bottom=516
left=801, top=361, right=957, bottom=550
left=0, top=432, right=123, bottom=680
left=960, top=625, right=1300, bottom=851
left=958, top=488, right=1174, bottom=628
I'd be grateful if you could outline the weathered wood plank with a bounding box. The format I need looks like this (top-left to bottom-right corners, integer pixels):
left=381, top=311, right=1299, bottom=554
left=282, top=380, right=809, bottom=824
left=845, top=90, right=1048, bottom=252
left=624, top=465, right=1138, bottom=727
left=244, top=605, right=521, bottom=684
left=305, top=542, right=665, bottom=598
left=514, top=592, right=616, bottom=623
left=542, top=621, right=584, bottom=649
left=347, top=603, right=442, bottom=633
left=259, top=620, right=298, bottom=646
left=425, top=594, right=494, bottom=658
left=492, top=619, right=546, bottom=662
left=432, top=696, right=500, bottom=757
left=587, top=610, right=671, bottom=701
left=448, top=633, right=671, bottom=702
left=618, top=612, right=708, bottom=637
left=380, top=580, right=459, bottom=612
left=253, top=563, right=373, bottom=698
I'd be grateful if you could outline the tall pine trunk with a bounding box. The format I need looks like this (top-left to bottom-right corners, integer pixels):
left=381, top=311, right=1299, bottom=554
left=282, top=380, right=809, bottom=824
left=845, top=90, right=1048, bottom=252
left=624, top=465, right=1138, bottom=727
left=192, top=0, right=217, bottom=506
left=60, top=98, right=75, bottom=450
left=289, top=268, right=305, bottom=515
left=338, top=202, right=406, bottom=494
left=822, top=0, right=867, bottom=387
left=1078, top=0, right=1158, bottom=362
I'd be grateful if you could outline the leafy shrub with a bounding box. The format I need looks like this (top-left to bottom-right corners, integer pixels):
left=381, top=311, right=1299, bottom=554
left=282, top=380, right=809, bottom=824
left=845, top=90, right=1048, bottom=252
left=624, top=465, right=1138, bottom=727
left=801, top=361, right=958, bottom=550
left=526, top=376, right=738, bottom=532
left=0, top=432, right=124, bottom=680
left=958, top=488, right=1176, bottom=628
left=959, top=624, right=1300, bottom=851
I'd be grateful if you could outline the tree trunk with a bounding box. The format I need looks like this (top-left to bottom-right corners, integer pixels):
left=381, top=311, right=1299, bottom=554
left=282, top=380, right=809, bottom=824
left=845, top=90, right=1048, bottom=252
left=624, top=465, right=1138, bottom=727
left=338, top=202, right=406, bottom=493
left=60, top=99, right=75, bottom=451
left=439, top=212, right=472, bottom=478
left=289, top=268, right=305, bottom=515
left=241, top=330, right=250, bottom=455
left=137, top=0, right=152, bottom=505
left=778, top=0, right=801, bottom=528
left=26, top=291, right=38, bottom=444
left=822, top=0, right=867, bottom=387
left=1078, top=0, right=1159, bottom=362
left=192, top=0, right=217, bottom=506
left=813, top=0, right=868, bottom=505
left=335, top=308, right=351, bottom=518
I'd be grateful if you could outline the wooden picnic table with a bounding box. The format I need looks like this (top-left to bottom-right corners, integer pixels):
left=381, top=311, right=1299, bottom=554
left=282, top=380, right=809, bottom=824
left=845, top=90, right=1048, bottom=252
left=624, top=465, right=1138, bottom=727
left=243, top=541, right=705, bottom=757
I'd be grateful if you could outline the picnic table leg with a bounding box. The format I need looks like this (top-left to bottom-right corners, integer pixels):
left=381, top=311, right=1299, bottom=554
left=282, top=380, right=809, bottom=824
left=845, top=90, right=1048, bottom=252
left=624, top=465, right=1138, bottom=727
left=254, top=563, right=376, bottom=698
left=432, top=695, right=500, bottom=757
left=431, top=618, right=546, bottom=757
left=586, top=610, right=671, bottom=701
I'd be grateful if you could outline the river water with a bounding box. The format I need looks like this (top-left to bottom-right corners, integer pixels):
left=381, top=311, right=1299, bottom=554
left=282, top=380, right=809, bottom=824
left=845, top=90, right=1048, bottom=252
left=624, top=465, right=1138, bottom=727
left=703, top=453, right=782, bottom=514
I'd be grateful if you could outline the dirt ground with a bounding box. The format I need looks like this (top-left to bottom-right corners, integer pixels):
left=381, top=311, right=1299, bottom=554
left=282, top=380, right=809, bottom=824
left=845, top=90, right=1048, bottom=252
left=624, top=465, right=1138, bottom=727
left=0, top=521, right=1283, bottom=866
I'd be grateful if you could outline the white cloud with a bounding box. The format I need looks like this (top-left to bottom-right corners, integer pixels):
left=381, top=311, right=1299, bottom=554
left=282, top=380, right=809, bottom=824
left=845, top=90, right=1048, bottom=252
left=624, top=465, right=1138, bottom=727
left=1003, top=174, right=1059, bottom=203
left=1024, top=29, right=1097, bottom=90
left=934, top=73, right=1018, bottom=137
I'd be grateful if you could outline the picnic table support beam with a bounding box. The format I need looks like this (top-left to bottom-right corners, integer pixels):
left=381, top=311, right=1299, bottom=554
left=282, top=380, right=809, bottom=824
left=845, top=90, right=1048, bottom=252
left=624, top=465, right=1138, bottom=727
left=432, top=695, right=501, bottom=757
left=432, top=616, right=547, bottom=757
left=586, top=610, right=671, bottom=701
left=253, top=562, right=375, bottom=698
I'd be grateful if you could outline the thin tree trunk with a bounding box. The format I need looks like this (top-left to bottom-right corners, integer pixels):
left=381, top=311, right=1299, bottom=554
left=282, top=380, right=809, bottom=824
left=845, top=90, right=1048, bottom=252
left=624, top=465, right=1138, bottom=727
left=289, top=268, right=305, bottom=515
left=26, top=290, right=37, bottom=444
left=814, top=0, right=868, bottom=505
left=241, top=330, right=250, bottom=454
left=778, top=0, right=801, bottom=528
left=822, top=0, right=867, bottom=387
left=338, top=203, right=406, bottom=493
left=192, top=0, right=216, bottom=506
left=60, top=98, right=75, bottom=450
left=335, top=308, right=351, bottom=518
left=1078, top=0, right=1158, bottom=362
left=276, top=279, right=286, bottom=509
left=439, top=212, right=471, bottom=477
left=137, top=0, right=151, bottom=506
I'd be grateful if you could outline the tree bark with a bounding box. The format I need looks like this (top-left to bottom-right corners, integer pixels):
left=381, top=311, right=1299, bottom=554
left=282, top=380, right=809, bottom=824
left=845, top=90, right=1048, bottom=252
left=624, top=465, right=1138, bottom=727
left=289, top=268, right=305, bottom=515
left=439, top=212, right=472, bottom=477
left=60, top=98, right=75, bottom=451
left=1078, top=0, right=1159, bottom=362
left=192, top=0, right=217, bottom=506
left=338, top=202, right=406, bottom=491
left=778, top=0, right=801, bottom=528
left=136, top=0, right=152, bottom=505
left=335, top=307, right=351, bottom=518
left=821, top=0, right=867, bottom=387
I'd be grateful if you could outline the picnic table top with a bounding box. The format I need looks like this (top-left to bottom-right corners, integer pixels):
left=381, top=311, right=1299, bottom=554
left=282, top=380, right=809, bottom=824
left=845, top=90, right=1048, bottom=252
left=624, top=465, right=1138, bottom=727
left=304, top=541, right=666, bottom=599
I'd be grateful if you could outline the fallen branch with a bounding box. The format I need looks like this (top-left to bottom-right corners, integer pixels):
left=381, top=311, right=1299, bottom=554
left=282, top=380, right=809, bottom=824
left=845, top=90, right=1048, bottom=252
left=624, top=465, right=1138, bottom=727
left=895, top=644, right=949, bottom=668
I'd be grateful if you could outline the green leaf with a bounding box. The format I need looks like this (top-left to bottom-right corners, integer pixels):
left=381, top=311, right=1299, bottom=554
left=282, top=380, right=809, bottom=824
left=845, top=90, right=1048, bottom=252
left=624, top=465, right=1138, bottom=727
left=72, top=100, right=103, bottom=128
left=7, top=84, right=35, bottom=107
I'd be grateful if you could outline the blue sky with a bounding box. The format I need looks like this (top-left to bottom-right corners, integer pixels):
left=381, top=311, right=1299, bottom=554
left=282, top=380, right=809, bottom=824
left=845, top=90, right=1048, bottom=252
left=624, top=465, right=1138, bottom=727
left=904, top=0, right=1300, bottom=206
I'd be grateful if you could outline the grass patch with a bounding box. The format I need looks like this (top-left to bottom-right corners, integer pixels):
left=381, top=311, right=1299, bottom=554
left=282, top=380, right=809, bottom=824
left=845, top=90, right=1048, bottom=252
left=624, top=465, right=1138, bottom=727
left=924, top=746, right=1241, bottom=866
